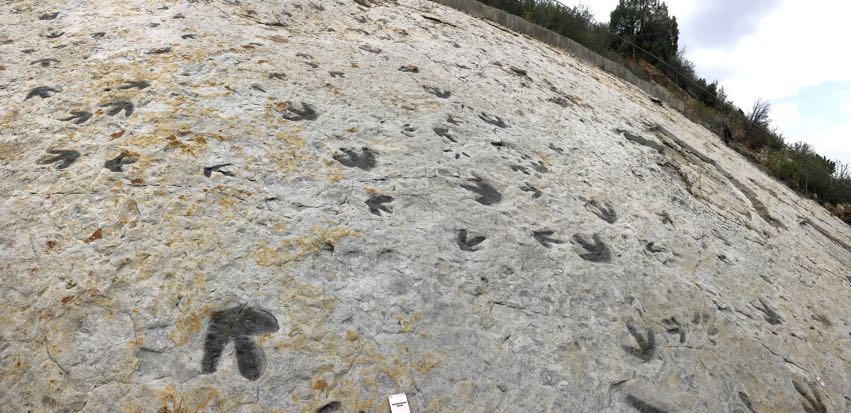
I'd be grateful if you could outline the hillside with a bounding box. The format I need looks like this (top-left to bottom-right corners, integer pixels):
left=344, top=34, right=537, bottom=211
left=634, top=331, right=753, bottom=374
left=1, top=0, right=849, bottom=412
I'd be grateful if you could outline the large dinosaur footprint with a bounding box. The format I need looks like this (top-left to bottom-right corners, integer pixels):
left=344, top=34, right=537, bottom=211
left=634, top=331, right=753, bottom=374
left=201, top=307, right=279, bottom=381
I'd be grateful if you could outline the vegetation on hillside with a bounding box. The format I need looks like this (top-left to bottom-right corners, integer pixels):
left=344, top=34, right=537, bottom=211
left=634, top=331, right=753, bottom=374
left=478, top=0, right=851, bottom=224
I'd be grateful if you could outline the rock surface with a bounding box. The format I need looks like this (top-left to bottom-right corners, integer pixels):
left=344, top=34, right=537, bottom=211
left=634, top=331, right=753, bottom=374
left=1, top=0, right=850, bottom=412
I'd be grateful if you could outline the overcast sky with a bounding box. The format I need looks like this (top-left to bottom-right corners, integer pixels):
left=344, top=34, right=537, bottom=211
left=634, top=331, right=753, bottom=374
left=556, top=0, right=851, bottom=166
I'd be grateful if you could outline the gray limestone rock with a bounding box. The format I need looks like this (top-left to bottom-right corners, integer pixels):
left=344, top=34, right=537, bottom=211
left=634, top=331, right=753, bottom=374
left=0, top=0, right=849, bottom=412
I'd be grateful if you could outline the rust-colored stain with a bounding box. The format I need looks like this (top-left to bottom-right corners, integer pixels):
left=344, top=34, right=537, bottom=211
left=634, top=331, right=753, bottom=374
left=84, top=228, right=103, bottom=243
left=153, top=384, right=220, bottom=413
left=45, top=240, right=57, bottom=251
left=170, top=311, right=202, bottom=346
left=265, top=35, right=288, bottom=44
left=311, top=379, right=328, bottom=392
left=61, top=296, right=74, bottom=304
left=130, top=178, right=144, bottom=185
left=166, top=134, right=207, bottom=155
left=257, top=59, right=268, bottom=64
left=110, top=129, right=125, bottom=139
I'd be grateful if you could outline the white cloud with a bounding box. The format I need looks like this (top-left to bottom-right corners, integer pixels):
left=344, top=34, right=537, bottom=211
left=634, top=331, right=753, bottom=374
left=689, top=0, right=851, bottom=107
left=771, top=102, right=801, bottom=132
left=798, top=124, right=851, bottom=167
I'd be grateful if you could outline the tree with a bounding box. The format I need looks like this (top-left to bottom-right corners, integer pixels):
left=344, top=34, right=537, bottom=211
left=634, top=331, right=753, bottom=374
left=745, top=98, right=771, bottom=148
left=609, top=0, right=679, bottom=62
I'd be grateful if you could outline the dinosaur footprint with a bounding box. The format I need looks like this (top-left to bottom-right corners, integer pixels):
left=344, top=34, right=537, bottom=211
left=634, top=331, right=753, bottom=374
left=37, top=149, right=80, bottom=170
left=533, top=230, right=564, bottom=248
left=754, top=298, right=783, bottom=325
left=423, top=85, right=451, bottom=98
left=61, top=111, right=92, bottom=124
left=572, top=233, right=611, bottom=263
left=365, top=195, right=393, bottom=216
left=31, top=58, right=59, bottom=67
left=433, top=127, right=456, bottom=143
left=101, top=101, right=134, bottom=117
left=203, top=163, right=234, bottom=177
left=478, top=112, right=508, bottom=128
left=333, top=147, right=376, bottom=170
left=25, top=86, right=60, bottom=100
left=279, top=101, right=318, bottom=121
left=586, top=200, right=617, bottom=223
left=457, top=229, right=485, bottom=252
left=792, top=381, right=827, bottom=413
left=622, top=322, right=656, bottom=362
left=461, top=176, right=501, bottom=205
left=118, top=80, right=151, bottom=90
left=520, top=183, right=542, bottom=198
left=104, top=151, right=137, bottom=172
left=661, top=317, right=685, bottom=343
left=201, top=307, right=279, bottom=381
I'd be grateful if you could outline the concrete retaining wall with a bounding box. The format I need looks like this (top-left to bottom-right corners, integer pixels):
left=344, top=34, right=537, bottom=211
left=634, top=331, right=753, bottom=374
left=429, top=0, right=686, bottom=112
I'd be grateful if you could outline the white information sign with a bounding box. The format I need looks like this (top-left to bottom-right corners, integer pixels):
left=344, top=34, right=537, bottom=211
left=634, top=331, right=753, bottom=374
left=388, top=393, right=411, bottom=413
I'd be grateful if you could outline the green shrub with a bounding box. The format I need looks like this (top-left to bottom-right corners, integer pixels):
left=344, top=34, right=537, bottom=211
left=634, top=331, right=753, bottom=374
left=767, top=151, right=800, bottom=187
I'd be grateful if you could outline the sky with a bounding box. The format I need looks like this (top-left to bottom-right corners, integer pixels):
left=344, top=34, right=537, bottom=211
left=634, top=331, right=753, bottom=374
left=556, top=0, right=851, bottom=166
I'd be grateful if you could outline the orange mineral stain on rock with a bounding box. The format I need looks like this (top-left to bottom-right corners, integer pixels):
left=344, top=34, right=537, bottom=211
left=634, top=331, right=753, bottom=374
left=346, top=330, right=359, bottom=341
left=254, top=246, right=278, bottom=266
left=154, top=384, right=221, bottom=413
left=312, top=379, right=328, bottom=392
left=0, top=142, right=22, bottom=161
left=395, top=313, right=421, bottom=333
left=255, top=226, right=360, bottom=267
left=170, top=310, right=202, bottom=346
left=273, top=130, right=307, bottom=172
left=265, top=35, right=289, bottom=44
left=218, top=196, right=236, bottom=210
left=84, top=228, right=103, bottom=243
left=413, top=351, right=442, bottom=375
